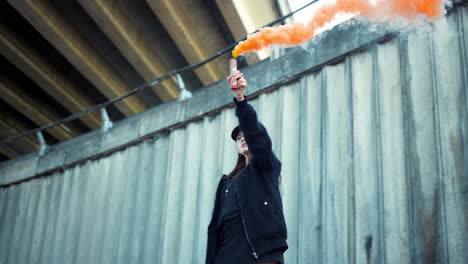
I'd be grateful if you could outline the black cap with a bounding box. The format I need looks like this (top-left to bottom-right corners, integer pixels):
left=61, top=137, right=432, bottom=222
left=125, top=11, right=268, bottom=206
left=231, top=126, right=241, bottom=141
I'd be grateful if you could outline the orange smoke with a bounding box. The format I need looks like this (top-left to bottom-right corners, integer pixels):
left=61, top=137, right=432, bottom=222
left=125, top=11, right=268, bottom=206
left=232, top=0, right=444, bottom=58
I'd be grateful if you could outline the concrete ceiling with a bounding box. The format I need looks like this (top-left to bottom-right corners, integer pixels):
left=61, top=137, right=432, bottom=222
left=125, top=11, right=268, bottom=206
left=0, top=0, right=291, bottom=161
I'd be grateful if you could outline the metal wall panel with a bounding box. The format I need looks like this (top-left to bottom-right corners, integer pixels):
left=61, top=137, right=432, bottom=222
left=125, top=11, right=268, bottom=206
left=1, top=5, right=467, bottom=264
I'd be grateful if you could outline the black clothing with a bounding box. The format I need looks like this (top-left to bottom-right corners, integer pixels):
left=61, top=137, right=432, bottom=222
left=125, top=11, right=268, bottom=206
left=206, top=96, right=288, bottom=264
left=217, top=178, right=240, bottom=227
left=231, top=125, right=241, bottom=141
left=214, top=212, right=285, bottom=264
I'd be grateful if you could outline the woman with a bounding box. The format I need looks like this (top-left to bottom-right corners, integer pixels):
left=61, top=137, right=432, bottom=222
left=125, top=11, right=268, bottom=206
left=205, top=71, right=288, bottom=264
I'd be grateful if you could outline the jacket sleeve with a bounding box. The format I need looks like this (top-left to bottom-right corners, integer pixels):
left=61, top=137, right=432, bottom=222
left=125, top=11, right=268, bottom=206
left=206, top=178, right=224, bottom=264
left=234, top=96, right=274, bottom=171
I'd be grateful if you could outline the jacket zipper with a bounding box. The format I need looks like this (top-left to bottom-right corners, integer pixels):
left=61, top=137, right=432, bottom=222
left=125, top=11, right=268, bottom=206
left=234, top=182, right=258, bottom=259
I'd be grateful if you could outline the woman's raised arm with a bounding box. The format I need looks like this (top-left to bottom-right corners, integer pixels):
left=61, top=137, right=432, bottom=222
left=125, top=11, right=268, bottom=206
left=228, top=72, right=274, bottom=171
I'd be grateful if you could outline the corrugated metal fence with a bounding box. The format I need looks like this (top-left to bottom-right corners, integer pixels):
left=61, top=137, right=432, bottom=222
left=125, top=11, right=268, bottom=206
left=1, top=4, right=467, bottom=264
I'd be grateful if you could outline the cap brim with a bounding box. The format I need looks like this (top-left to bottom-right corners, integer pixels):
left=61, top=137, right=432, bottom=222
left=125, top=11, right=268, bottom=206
left=231, top=126, right=241, bottom=141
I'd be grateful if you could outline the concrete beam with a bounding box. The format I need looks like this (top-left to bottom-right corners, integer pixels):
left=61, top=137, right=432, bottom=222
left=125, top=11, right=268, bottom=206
left=215, top=0, right=259, bottom=64
left=215, top=0, right=281, bottom=62
left=274, top=0, right=293, bottom=25
left=0, top=144, right=18, bottom=159
left=0, top=114, right=39, bottom=172
left=146, top=0, right=231, bottom=86
left=0, top=23, right=102, bottom=130
left=7, top=0, right=149, bottom=117
left=0, top=77, right=83, bottom=141
left=0, top=114, right=39, bottom=156
left=77, top=0, right=180, bottom=102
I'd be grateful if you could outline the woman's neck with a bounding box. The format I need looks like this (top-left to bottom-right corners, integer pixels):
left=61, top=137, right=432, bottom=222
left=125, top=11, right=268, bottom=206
left=244, top=153, right=252, bottom=166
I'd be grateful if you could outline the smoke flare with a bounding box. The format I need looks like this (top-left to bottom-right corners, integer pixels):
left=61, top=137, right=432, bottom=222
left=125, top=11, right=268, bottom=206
left=232, top=0, right=445, bottom=58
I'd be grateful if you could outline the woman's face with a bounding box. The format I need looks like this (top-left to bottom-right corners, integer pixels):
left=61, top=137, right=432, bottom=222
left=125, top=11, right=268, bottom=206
left=236, top=132, right=249, bottom=155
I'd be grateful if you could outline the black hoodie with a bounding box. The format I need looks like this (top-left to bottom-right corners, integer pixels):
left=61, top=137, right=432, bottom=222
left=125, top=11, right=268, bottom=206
left=205, top=96, right=288, bottom=263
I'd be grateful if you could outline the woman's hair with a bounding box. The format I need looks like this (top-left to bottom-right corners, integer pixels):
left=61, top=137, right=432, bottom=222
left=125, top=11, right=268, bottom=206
left=221, top=154, right=246, bottom=184
left=221, top=153, right=282, bottom=186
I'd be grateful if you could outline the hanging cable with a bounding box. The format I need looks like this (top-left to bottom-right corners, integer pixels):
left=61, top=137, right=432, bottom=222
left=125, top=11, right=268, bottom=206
left=0, top=0, right=320, bottom=145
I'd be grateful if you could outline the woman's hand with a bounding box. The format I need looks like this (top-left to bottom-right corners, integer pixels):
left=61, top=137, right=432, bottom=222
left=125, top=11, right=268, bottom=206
left=227, top=70, right=247, bottom=101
